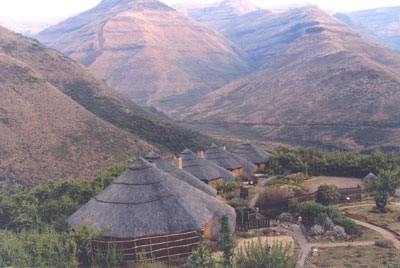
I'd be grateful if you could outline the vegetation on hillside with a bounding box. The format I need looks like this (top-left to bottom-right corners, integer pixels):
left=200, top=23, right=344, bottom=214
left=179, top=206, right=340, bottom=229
left=267, top=145, right=400, bottom=178
left=65, top=80, right=214, bottom=153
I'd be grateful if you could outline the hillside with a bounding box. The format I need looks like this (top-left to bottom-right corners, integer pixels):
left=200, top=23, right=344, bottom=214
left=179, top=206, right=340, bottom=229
left=37, top=0, right=253, bottom=115
left=334, top=6, right=400, bottom=51
left=173, top=0, right=261, bottom=30
left=0, top=26, right=214, bottom=189
left=182, top=6, right=400, bottom=152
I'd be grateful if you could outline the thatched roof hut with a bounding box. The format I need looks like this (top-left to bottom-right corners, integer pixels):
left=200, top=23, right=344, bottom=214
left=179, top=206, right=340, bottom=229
left=363, top=172, right=378, bottom=183
left=233, top=143, right=270, bottom=171
left=144, top=151, right=217, bottom=197
left=67, top=157, right=235, bottom=261
left=180, top=149, right=235, bottom=184
left=204, top=144, right=254, bottom=176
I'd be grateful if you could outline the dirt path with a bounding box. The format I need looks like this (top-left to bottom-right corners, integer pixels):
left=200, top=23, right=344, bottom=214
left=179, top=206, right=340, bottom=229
left=273, top=216, right=400, bottom=267
left=340, top=202, right=400, bottom=249
left=272, top=224, right=311, bottom=268
left=248, top=177, right=273, bottom=207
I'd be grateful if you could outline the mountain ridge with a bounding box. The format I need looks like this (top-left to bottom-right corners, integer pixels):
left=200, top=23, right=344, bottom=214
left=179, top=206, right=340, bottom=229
left=37, top=0, right=253, bottom=113
left=0, top=25, right=214, bottom=189
left=181, top=6, right=400, bottom=152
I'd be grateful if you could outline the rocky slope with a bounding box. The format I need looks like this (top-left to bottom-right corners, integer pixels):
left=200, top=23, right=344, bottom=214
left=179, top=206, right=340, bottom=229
left=0, top=25, right=213, bottom=189
left=334, top=6, right=400, bottom=51
left=37, top=0, right=253, bottom=115
left=183, top=6, right=400, bottom=152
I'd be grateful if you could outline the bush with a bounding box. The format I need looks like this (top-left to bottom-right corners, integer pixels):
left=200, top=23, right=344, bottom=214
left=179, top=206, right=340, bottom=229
left=308, top=225, right=324, bottom=236
left=227, top=198, right=247, bottom=209
left=335, top=218, right=360, bottom=235
left=299, top=202, right=325, bottom=223
left=375, top=239, right=394, bottom=248
left=314, top=213, right=328, bottom=226
left=332, top=225, right=346, bottom=239
left=256, top=187, right=291, bottom=213
left=317, top=184, right=340, bottom=205
left=235, top=240, right=296, bottom=268
left=325, top=205, right=341, bottom=219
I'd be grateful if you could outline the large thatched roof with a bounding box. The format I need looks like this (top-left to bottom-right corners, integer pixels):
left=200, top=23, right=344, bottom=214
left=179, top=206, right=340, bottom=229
left=67, top=157, right=235, bottom=239
left=233, top=143, right=270, bottom=165
left=204, top=144, right=254, bottom=175
left=144, top=151, right=217, bottom=197
left=180, top=149, right=235, bottom=182
left=363, top=172, right=378, bottom=183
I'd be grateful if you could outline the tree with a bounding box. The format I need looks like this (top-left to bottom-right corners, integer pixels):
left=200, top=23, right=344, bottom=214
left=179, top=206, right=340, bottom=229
left=218, top=215, right=234, bottom=268
left=317, top=184, right=340, bottom=205
left=370, top=169, right=400, bottom=212
left=185, top=230, right=215, bottom=268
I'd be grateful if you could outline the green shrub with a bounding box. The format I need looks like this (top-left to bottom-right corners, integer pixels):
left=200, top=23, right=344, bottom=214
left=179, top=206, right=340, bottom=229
left=314, top=212, right=328, bottom=226
left=335, top=218, right=360, bottom=235
left=235, top=240, right=296, bottom=268
left=325, top=205, right=341, bottom=219
left=299, top=202, right=325, bottom=223
left=317, top=184, right=340, bottom=205
left=227, top=198, right=247, bottom=209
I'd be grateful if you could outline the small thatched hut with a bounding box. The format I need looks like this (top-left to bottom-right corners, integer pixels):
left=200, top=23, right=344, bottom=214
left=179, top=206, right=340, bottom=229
left=67, top=157, right=235, bottom=262
left=233, top=143, right=270, bottom=171
left=144, top=151, right=217, bottom=197
left=204, top=144, right=254, bottom=177
left=363, top=172, right=378, bottom=183
left=179, top=148, right=235, bottom=187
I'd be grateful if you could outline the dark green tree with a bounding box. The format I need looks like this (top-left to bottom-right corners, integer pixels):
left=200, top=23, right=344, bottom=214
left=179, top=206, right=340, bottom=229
left=218, top=215, right=234, bottom=268
left=370, top=169, right=400, bottom=212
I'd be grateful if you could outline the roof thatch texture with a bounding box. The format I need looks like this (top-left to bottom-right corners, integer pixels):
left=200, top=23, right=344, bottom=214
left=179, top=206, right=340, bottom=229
left=363, top=172, right=378, bottom=183
left=144, top=151, right=217, bottom=197
left=67, top=157, right=235, bottom=239
left=180, top=149, right=236, bottom=182
left=204, top=144, right=254, bottom=175
left=233, top=143, right=270, bottom=165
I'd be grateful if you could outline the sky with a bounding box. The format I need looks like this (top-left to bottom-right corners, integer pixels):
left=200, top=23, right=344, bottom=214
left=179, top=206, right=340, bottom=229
left=0, top=0, right=399, bottom=20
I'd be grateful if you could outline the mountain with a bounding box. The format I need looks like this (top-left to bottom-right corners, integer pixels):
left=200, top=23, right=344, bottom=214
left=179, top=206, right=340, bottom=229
left=37, top=0, right=253, bottom=116
left=0, top=25, right=214, bottom=189
left=173, top=0, right=261, bottom=29
left=334, top=6, right=400, bottom=51
left=182, top=6, right=400, bottom=152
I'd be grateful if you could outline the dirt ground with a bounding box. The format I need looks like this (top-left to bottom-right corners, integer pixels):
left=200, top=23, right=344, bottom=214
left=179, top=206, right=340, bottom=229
left=301, top=176, right=363, bottom=193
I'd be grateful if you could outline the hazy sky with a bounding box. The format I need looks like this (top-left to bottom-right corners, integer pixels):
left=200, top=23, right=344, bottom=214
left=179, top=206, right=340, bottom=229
left=0, top=0, right=399, bottom=20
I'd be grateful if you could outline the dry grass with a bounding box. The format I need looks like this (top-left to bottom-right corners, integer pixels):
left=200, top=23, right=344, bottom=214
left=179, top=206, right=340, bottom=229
left=309, top=245, right=399, bottom=268
left=345, top=205, right=400, bottom=234
left=212, top=235, right=294, bottom=259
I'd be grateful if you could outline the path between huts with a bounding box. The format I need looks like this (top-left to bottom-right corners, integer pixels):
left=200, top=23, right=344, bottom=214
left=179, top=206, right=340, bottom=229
left=248, top=177, right=273, bottom=208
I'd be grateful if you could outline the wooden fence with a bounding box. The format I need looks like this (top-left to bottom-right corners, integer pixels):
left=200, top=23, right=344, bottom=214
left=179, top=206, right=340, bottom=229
left=91, top=229, right=201, bottom=263
left=288, top=185, right=362, bottom=208
left=235, top=219, right=270, bottom=232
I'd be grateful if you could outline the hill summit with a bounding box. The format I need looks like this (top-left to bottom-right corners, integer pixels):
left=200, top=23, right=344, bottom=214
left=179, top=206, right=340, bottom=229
left=37, top=0, right=253, bottom=112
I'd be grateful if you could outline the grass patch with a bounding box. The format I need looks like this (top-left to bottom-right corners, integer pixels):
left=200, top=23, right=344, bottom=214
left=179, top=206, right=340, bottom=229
left=309, top=245, right=398, bottom=268
left=345, top=205, right=400, bottom=234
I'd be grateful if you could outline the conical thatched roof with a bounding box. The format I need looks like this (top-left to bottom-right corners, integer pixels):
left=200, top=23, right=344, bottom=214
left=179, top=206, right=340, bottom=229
left=233, top=143, right=270, bottom=165
left=204, top=144, right=254, bottom=175
left=363, top=172, right=378, bottom=183
left=67, top=157, right=235, bottom=239
left=180, top=149, right=235, bottom=182
left=144, top=151, right=217, bottom=197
